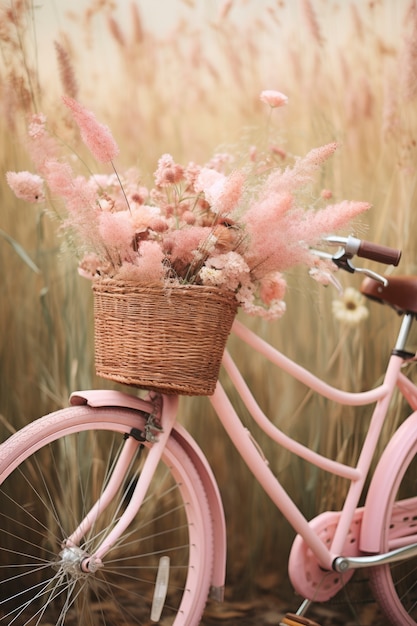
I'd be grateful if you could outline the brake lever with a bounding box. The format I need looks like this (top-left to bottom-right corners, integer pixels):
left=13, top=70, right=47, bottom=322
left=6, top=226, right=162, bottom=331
left=332, top=252, right=388, bottom=286
left=353, top=266, right=388, bottom=287
left=332, top=251, right=355, bottom=273
left=312, top=247, right=389, bottom=287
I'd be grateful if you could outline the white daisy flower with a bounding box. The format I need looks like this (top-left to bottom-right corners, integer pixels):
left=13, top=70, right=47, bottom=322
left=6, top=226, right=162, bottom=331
left=332, top=287, right=369, bottom=326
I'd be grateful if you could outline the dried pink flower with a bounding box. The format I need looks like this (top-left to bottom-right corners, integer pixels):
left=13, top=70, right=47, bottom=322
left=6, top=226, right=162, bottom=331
left=236, top=283, right=287, bottom=320
left=195, top=168, right=226, bottom=206
left=6, top=171, right=45, bottom=203
left=131, top=204, right=164, bottom=234
left=130, top=186, right=149, bottom=206
left=200, top=251, right=250, bottom=291
left=77, top=252, right=104, bottom=280
left=259, top=272, right=286, bottom=305
left=309, top=264, right=343, bottom=292
left=62, top=95, right=120, bottom=163
left=117, top=241, right=165, bottom=283
left=154, top=153, right=184, bottom=187
left=98, top=211, right=135, bottom=262
left=260, top=90, right=288, bottom=108
left=182, top=210, right=196, bottom=225
left=184, top=161, right=201, bottom=189
left=164, top=226, right=213, bottom=265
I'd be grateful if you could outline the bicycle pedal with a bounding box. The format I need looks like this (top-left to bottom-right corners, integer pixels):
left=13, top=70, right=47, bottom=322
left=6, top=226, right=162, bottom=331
left=279, top=613, right=321, bottom=626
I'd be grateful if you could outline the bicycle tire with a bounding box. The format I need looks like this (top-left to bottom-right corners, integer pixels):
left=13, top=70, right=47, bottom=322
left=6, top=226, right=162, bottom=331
left=368, top=433, right=417, bottom=625
left=0, top=405, right=214, bottom=625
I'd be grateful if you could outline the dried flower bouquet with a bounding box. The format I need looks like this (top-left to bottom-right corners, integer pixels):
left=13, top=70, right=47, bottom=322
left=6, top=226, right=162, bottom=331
left=7, top=92, right=370, bottom=320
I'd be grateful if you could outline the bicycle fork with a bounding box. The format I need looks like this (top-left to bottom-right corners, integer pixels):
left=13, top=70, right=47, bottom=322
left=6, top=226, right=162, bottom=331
left=61, top=396, right=177, bottom=573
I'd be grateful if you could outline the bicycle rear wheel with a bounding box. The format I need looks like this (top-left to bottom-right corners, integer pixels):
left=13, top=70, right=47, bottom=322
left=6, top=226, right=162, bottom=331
left=0, top=405, right=214, bottom=625
left=369, top=437, right=417, bottom=625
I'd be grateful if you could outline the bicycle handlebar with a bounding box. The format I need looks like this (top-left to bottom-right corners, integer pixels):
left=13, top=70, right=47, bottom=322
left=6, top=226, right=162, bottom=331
left=356, top=240, right=401, bottom=266
left=325, top=235, right=402, bottom=266
left=311, top=236, right=402, bottom=286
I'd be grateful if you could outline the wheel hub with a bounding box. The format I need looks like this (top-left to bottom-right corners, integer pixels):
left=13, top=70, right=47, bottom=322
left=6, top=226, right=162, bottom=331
left=57, top=546, right=90, bottom=580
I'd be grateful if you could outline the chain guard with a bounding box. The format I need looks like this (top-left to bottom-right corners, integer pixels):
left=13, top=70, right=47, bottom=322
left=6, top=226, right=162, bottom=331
left=288, top=508, right=363, bottom=601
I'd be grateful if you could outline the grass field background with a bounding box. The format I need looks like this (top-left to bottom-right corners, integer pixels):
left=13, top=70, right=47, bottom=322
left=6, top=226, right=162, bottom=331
left=1, top=0, right=416, bottom=596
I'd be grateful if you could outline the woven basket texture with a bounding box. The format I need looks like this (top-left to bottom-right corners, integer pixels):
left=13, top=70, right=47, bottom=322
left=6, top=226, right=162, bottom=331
left=93, top=280, right=238, bottom=396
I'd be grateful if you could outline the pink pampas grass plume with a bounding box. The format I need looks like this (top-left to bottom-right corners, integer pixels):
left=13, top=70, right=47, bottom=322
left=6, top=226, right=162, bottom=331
left=6, top=171, right=45, bottom=203
left=62, top=95, right=120, bottom=163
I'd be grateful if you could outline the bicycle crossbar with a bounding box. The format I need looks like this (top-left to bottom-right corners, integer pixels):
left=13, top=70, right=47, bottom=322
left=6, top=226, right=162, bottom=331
left=231, top=319, right=389, bottom=406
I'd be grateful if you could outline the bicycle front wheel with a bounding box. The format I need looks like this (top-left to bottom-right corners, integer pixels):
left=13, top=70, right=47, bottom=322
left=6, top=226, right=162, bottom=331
left=0, top=405, right=214, bottom=625
left=369, top=436, right=417, bottom=626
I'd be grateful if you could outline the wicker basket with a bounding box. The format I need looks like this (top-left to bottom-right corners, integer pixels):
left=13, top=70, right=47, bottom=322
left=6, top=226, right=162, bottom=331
left=93, top=279, right=238, bottom=396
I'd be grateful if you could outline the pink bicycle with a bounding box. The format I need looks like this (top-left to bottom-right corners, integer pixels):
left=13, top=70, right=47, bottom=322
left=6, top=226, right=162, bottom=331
left=1, top=235, right=417, bottom=626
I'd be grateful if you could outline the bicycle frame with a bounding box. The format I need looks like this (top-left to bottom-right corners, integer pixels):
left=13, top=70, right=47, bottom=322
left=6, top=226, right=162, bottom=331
left=61, top=309, right=417, bottom=608
left=5, top=236, right=416, bottom=625
left=209, top=315, right=416, bottom=574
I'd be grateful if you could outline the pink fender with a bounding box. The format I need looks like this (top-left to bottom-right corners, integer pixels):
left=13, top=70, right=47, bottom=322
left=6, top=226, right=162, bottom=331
left=70, top=389, right=226, bottom=600
left=360, top=409, right=417, bottom=554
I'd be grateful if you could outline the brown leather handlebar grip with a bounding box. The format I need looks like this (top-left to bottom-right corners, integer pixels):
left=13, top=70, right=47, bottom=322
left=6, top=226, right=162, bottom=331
left=357, top=241, right=402, bottom=266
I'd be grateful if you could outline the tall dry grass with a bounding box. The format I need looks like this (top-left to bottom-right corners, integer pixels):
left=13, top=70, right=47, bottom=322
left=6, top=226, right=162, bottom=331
left=1, top=0, right=417, bottom=599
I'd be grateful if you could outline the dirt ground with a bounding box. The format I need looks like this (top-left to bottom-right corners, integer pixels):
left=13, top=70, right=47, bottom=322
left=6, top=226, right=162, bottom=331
left=202, top=595, right=387, bottom=626
left=202, top=575, right=388, bottom=626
